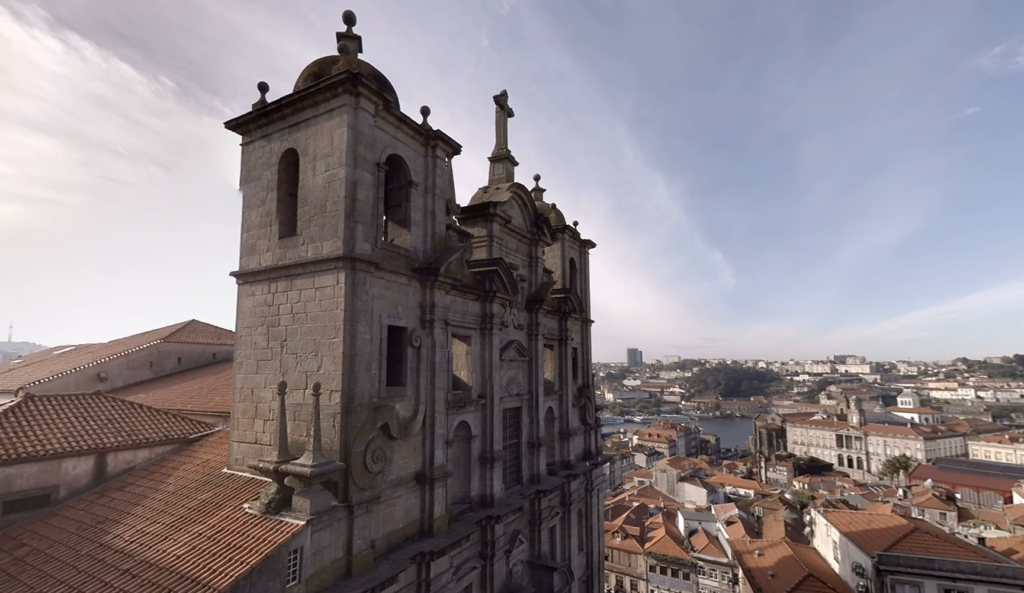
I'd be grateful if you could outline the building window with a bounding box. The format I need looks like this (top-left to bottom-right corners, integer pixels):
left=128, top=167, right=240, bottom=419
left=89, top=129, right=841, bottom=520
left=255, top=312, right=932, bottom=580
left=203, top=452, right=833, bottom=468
left=502, top=407, right=522, bottom=488
left=448, top=421, right=473, bottom=504
left=847, top=455, right=854, bottom=468
left=649, top=565, right=657, bottom=573
left=707, top=568, right=718, bottom=581
left=277, top=148, right=300, bottom=239
left=577, top=508, right=585, bottom=553
left=670, top=568, right=679, bottom=579
left=938, top=511, right=949, bottom=522
left=856, top=457, right=864, bottom=470
left=630, top=578, right=639, bottom=592
left=382, top=154, right=412, bottom=249
left=543, top=344, right=556, bottom=394
left=548, top=524, right=557, bottom=560
left=385, top=325, right=408, bottom=387
left=832, top=541, right=839, bottom=562
left=837, top=454, right=844, bottom=468
left=572, top=347, right=579, bottom=383
left=616, top=576, right=624, bottom=589
left=892, top=584, right=922, bottom=593
left=286, top=547, right=302, bottom=586
left=682, top=571, right=690, bottom=581
left=568, top=257, right=578, bottom=290
left=697, top=565, right=706, bottom=578
left=1, top=493, right=52, bottom=516
left=451, top=334, right=473, bottom=392
left=699, top=588, right=709, bottom=593
left=940, top=587, right=969, bottom=593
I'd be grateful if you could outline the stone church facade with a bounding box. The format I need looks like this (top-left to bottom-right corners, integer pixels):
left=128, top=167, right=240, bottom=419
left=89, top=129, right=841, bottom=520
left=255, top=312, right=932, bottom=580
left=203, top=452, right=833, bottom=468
left=224, top=11, right=605, bottom=593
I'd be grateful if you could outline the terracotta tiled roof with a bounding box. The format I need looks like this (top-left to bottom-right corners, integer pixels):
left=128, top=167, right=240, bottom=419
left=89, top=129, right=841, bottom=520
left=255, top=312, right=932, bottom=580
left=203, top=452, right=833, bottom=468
left=821, top=510, right=1005, bottom=563
left=0, top=320, right=234, bottom=391
left=113, top=361, right=233, bottom=416
left=0, top=392, right=215, bottom=465
left=733, top=539, right=852, bottom=593
left=706, top=474, right=763, bottom=491
left=909, top=464, right=1017, bottom=494
left=975, top=431, right=1024, bottom=445
left=988, top=535, right=1024, bottom=564
left=0, top=430, right=300, bottom=593
left=689, top=526, right=727, bottom=559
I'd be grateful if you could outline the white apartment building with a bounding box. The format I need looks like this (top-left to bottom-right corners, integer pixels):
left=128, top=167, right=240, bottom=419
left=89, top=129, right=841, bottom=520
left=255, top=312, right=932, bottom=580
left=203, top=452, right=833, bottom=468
left=968, top=431, right=1024, bottom=465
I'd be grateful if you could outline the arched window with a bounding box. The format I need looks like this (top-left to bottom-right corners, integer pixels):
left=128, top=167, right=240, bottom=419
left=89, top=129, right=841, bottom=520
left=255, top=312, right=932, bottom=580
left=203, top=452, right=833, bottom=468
left=544, top=407, right=557, bottom=467
left=856, top=457, right=864, bottom=470
left=837, top=454, right=844, bottom=467
left=449, top=421, right=473, bottom=505
left=847, top=455, right=854, bottom=469
left=277, top=148, right=300, bottom=239
left=568, top=257, right=578, bottom=291
left=382, top=154, right=412, bottom=249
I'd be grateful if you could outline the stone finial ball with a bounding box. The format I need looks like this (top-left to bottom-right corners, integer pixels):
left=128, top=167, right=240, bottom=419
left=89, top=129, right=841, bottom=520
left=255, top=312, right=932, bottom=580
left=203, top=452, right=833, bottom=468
left=420, top=105, right=431, bottom=118
left=573, top=220, right=579, bottom=227
left=533, top=173, right=541, bottom=183
left=343, top=9, right=357, bottom=28
left=257, top=81, right=269, bottom=94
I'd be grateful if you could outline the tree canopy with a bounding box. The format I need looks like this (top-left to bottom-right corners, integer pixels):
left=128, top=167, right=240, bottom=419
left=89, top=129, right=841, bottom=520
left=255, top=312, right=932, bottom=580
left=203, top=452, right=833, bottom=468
left=684, top=364, right=782, bottom=399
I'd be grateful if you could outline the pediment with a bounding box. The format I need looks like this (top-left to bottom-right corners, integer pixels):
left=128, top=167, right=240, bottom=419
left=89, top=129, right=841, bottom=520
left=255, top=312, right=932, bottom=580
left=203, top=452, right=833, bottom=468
left=467, top=257, right=519, bottom=296
left=501, top=340, right=531, bottom=361
left=507, top=529, right=528, bottom=554
left=549, top=287, right=585, bottom=316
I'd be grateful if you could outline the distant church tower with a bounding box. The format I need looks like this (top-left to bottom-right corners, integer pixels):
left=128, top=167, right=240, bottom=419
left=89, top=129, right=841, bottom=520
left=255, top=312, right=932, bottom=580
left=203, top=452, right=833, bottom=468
left=224, top=10, right=604, bottom=593
left=846, top=395, right=865, bottom=427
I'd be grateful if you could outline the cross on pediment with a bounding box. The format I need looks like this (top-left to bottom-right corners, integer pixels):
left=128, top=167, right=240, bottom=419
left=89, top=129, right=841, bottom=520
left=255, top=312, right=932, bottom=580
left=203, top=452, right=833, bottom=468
left=493, top=89, right=514, bottom=155
left=488, top=89, right=520, bottom=184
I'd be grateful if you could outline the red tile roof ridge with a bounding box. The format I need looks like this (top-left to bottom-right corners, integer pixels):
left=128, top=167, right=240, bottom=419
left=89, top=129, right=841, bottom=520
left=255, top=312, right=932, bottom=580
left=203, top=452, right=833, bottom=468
left=0, top=320, right=233, bottom=390
left=0, top=392, right=217, bottom=465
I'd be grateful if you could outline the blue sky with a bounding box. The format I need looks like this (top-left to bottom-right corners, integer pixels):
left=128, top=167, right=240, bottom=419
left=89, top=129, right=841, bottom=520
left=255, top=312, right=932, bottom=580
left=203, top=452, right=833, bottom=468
left=2, top=0, right=1023, bottom=362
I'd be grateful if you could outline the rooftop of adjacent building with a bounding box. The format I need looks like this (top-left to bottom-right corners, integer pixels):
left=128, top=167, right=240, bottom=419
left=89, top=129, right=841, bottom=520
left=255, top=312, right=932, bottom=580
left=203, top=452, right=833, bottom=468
left=0, top=430, right=301, bottom=593
left=819, top=509, right=1012, bottom=564
left=0, top=391, right=216, bottom=465
left=733, top=538, right=852, bottom=593
left=112, top=359, right=233, bottom=417
left=0, top=320, right=234, bottom=392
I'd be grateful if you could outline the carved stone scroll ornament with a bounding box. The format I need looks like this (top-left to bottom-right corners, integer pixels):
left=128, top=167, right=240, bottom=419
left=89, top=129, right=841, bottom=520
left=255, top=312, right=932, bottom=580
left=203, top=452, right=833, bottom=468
left=501, top=299, right=525, bottom=330
left=349, top=327, right=426, bottom=490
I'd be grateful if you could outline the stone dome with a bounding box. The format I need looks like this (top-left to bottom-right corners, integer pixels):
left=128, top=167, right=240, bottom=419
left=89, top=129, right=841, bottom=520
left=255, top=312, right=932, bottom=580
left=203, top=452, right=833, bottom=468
left=293, top=10, right=400, bottom=108
left=293, top=55, right=400, bottom=107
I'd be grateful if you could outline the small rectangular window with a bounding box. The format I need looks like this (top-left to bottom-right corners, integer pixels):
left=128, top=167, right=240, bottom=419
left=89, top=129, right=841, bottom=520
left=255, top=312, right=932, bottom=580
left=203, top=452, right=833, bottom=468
left=1, top=493, right=52, bottom=516
left=893, top=584, right=922, bottom=593
left=571, top=347, right=579, bottom=383
left=649, top=565, right=657, bottom=573
left=451, top=335, right=473, bottom=392
left=544, top=344, right=556, bottom=394
left=286, top=547, right=302, bottom=587
left=548, top=524, right=557, bottom=560
left=385, top=325, right=408, bottom=387
left=697, top=565, right=706, bottom=578
left=670, top=568, right=678, bottom=578
left=708, top=568, right=718, bottom=580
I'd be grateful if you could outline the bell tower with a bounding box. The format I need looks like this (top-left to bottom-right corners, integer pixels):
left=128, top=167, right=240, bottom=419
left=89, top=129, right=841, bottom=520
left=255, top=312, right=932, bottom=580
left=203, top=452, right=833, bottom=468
left=223, top=9, right=604, bottom=592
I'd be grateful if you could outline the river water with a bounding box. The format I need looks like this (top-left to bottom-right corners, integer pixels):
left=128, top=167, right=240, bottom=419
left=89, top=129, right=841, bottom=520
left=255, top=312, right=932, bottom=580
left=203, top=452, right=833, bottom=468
left=603, top=417, right=754, bottom=450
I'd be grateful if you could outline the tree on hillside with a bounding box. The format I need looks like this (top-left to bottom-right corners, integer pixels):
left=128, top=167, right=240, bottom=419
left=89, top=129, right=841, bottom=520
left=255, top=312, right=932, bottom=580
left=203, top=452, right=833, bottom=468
left=878, top=454, right=919, bottom=486
left=684, top=364, right=781, bottom=399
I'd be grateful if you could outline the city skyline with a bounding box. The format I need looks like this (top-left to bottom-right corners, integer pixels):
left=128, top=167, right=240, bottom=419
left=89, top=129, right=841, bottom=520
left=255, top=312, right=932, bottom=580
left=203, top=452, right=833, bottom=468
left=3, top=0, right=1024, bottom=362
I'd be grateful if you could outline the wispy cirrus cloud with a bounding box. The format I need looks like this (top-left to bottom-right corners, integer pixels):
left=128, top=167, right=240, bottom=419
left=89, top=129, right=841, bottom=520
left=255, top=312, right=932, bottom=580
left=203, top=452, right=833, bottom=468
left=0, top=1, right=240, bottom=344
left=827, top=280, right=1024, bottom=343
left=977, top=36, right=1024, bottom=75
